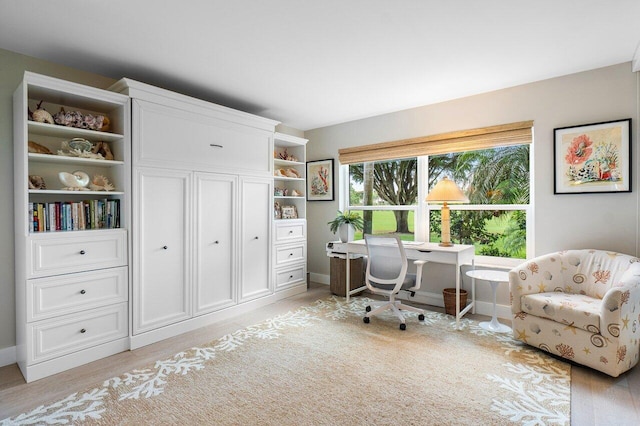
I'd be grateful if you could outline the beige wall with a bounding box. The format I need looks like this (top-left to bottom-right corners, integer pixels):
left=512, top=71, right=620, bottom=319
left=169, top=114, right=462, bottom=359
left=305, top=63, right=639, bottom=297
left=0, top=49, right=116, bottom=353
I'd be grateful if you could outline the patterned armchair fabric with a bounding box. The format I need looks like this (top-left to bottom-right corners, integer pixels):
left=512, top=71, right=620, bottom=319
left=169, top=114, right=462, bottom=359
left=509, top=249, right=640, bottom=377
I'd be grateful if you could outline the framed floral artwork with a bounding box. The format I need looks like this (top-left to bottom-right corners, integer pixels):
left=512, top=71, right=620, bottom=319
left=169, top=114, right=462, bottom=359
left=554, top=119, right=631, bottom=194
left=306, top=159, right=334, bottom=201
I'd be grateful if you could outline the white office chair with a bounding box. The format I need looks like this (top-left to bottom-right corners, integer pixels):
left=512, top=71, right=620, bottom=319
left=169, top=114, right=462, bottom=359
left=363, top=234, right=427, bottom=330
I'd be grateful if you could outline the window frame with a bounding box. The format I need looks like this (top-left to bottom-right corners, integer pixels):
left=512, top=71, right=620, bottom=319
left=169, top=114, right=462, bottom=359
left=340, top=145, right=534, bottom=267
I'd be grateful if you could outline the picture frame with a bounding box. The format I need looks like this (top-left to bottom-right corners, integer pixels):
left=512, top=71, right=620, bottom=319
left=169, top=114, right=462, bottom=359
left=306, top=158, right=334, bottom=201
left=553, top=118, right=631, bottom=194
left=281, top=205, right=298, bottom=219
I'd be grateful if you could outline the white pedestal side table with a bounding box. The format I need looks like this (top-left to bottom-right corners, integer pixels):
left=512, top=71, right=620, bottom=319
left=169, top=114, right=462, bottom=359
left=465, top=269, right=511, bottom=333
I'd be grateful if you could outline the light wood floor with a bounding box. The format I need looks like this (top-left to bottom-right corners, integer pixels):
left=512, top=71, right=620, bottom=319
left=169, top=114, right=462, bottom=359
left=1, top=282, right=639, bottom=425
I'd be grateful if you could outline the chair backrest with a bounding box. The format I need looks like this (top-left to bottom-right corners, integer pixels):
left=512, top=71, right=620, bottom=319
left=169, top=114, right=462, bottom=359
left=364, top=234, right=408, bottom=290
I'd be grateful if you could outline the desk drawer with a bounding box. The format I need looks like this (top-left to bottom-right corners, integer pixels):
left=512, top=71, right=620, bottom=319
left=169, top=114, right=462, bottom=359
left=28, top=302, right=128, bottom=364
left=274, top=220, right=306, bottom=243
left=28, top=230, right=127, bottom=278
left=275, top=243, right=306, bottom=266
left=28, top=267, right=128, bottom=322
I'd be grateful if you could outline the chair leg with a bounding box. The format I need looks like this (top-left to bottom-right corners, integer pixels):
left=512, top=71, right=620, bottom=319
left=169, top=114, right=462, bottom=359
left=396, top=301, right=424, bottom=315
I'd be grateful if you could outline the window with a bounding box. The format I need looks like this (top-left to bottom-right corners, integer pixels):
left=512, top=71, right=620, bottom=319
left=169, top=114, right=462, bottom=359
left=342, top=145, right=532, bottom=261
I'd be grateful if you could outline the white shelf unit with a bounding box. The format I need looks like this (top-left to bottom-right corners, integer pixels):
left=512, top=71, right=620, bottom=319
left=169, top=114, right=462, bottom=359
left=13, top=72, right=131, bottom=382
left=273, top=132, right=308, bottom=220
left=272, top=133, right=308, bottom=292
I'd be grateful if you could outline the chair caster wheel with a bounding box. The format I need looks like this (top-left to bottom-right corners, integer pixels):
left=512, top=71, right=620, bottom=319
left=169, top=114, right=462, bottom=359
left=365, top=306, right=371, bottom=312
left=399, top=323, right=406, bottom=330
left=418, top=314, right=425, bottom=321
left=363, top=317, right=370, bottom=324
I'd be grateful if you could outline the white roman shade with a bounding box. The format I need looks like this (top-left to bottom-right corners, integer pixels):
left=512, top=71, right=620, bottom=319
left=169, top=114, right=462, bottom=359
left=338, top=120, right=533, bottom=164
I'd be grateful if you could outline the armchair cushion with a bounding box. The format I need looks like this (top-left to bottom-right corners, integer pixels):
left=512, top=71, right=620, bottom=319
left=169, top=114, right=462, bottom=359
left=510, top=249, right=640, bottom=377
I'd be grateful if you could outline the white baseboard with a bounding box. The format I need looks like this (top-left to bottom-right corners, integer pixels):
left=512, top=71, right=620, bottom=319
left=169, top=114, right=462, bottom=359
left=309, top=272, right=329, bottom=285
left=0, top=345, right=17, bottom=368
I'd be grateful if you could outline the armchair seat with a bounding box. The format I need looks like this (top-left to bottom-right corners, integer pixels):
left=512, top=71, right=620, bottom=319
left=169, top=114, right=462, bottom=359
left=510, top=249, right=640, bottom=377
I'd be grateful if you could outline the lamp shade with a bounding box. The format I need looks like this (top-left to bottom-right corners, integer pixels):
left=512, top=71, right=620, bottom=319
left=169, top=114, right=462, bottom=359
left=425, top=177, right=469, bottom=203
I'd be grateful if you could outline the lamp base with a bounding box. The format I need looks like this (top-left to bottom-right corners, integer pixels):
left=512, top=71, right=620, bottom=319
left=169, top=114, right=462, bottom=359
left=438, top=242, right=453, bottom=247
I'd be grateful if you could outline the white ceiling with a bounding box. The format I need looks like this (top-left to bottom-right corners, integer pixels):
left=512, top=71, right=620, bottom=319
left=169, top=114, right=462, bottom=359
left=1, top=1, right=639, bottom=131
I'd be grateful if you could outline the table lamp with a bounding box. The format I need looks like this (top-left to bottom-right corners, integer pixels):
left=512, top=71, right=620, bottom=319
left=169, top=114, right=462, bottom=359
left=425, top=177, right=469, bottom=246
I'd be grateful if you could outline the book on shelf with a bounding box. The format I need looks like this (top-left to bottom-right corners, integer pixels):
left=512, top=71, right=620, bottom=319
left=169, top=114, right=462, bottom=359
left=29, top=199, right=121, bottom=233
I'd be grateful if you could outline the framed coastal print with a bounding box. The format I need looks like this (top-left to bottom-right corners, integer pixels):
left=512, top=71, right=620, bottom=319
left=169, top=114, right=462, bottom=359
left=554, top=119, right=631, bottom=194
left=306, top=159, right=334, bottom=201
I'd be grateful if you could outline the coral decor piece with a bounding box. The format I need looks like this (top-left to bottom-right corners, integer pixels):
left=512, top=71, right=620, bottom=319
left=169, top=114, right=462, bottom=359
left=28, top=100, right=54, bottom=124
left=28, top=175, right=46, bottom=190
left=91, top=141, right=114, bottom=160
left=53, top=107, right=110, bottom=131
left=57, top=138, right=105, bottom=160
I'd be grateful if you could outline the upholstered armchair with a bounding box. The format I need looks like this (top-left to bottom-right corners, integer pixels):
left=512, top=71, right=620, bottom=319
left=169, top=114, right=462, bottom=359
left=509, top=249, right=640, bottom=377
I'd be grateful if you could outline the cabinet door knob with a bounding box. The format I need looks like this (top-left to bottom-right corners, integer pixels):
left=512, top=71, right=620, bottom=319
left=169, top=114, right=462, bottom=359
left=254, top=236, right=259, bottom=240
left=289, top=230, right=294, bottom=234
left=209, top=144, right=223, bottom=148
left=163, top=245, right=168, bottom=250
left=79, top=250, right=86, bottom=255
left=80, top=289, right=86, bottom=295
left=80, top=328, right=86, bottom=334
left=289, top=275, right=294, bottom=279
left=289, top=253, right=294, bottom=257
left=214, top=240, right=219, bottom=244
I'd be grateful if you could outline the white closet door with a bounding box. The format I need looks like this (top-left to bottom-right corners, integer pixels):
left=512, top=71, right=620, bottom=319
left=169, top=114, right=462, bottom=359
left=194, top=173, right=237, bottom=315
left=239, top=177, right=272, bottom=301
left=134, top=168, right=191, bottom=334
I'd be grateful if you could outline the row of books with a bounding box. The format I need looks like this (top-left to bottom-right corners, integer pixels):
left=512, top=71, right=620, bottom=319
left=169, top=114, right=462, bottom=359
left=30, top=199, right=120, bottom=232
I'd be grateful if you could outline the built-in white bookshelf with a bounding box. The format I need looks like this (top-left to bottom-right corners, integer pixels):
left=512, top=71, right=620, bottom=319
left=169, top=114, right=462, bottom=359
left=273, top=132, right=307, bottom=220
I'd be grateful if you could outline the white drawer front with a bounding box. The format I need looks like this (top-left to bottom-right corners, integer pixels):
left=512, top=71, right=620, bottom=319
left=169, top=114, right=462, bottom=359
left=274, top=220, right=306, bottom=243
left=134, top=99, right=271, bottom=173
left=28, top=267, right=128, bottom=322
left=28, top=230, right=127, bottom=278
left=275, top=243, right=306, bottom=266
left=29, top=303, right=128, bottom=364
left=275, top=264, right=306, bottom=290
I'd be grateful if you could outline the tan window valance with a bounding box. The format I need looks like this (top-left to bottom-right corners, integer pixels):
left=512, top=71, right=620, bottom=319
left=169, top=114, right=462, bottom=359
left=338, top=120, right=533, bottom=164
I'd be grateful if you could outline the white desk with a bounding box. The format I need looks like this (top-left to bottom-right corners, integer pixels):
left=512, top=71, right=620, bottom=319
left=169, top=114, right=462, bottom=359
left=329, top=240, right=475, bottom=328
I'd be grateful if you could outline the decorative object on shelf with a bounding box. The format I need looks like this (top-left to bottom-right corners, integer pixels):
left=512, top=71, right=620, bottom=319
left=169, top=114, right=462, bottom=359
left=291, top=189, right=303, bottom=197
left=274, top=201, right=282, bottom=219
left=28, top=100, right=54, bottom=124
left=284, top=168, right=301, bottom=178
left=57, top=138, right=105, bottom=160
left=28, top=140, right=53, bottom=155
left=58, top=170, right=90, bottom=191
left=328, top=210, right=364, bottom=243
left=553, top=118, right=632, bottom=194
left=425, top=177, right=469, bottom=247
left=89, top=174, right=115, bottom=191
left=274, top=168, right=286, bottom=177
left=91, top=141, right=114, bottom=160
left=307, top=158, right=334, bottom=201
left=274, top=187, right=284, bottom=196
left=53, top=107, right=110, bottom=131
left=28, top=175, right=46, bottom=190
left=278, top=148, right=298, bottom=162
left=281, top=205, right=298, bottom=219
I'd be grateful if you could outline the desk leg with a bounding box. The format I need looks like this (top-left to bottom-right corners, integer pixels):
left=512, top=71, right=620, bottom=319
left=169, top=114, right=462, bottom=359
left=455, top=263, right=460, bottom=329
left=345, top=248, right=351, bottom=302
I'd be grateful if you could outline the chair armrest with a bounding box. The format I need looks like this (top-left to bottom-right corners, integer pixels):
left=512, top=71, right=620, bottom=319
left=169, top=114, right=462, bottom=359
left=509, top=252, right=565, bottom=315
left=411, top=260, right=428, bottom=292
left=601, top=266, right=640, bottom=340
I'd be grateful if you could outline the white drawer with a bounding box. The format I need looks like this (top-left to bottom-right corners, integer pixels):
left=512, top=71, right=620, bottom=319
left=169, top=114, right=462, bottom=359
left=275, top=243, right=306, bottom=266
left=28, top=267, right=128, bottom=322
left=28, top=302, right=128, bottom=364
left=28, top=230, right=127, bottom=278
left=275, top=264, right=306, bottom=290
left=134, top=99, right=271, bottom=173
left=274, top=220, right=306, bottom=243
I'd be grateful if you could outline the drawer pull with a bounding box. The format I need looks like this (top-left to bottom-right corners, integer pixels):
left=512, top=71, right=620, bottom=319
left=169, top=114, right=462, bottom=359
left=289, top=253, right=294, bottom=257
left=214, top=240, right=219, bottom=244
left=254, top=236, right=259, bottom=240
left=80, top=289, right=86, bottom=295
left=210, top=144, right=223, bottom=148
left=163, top=245, right=168, bottom=250
left=79, top=250, right=86, bottom=255
left=80, top=328, right=86, bottom=334
left=289, top=230, right=294, bottom=234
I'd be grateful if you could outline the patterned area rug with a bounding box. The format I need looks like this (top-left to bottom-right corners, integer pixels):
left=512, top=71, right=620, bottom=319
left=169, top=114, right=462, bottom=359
left=1, top=297, right=570, bottom=425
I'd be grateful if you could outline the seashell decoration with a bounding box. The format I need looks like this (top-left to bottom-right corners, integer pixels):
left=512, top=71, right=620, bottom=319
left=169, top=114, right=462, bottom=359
left=53, top=107, right=108, bottom=131
left=89, top=174, right=115, bottom=192
left=57, top=138, right=105, bottom=160
left=284, top=168, right=301, bottom=178
left=28, top=175, right=46, bottom=190
left=291, top=189, right=303, bottom=197
left=28, top=101, right=54, bottom=124
left=58, top=170, right=90, bottom=191
left=28, top=141, right=53, bottom=155
left=91, top=141, right=114, bottom=160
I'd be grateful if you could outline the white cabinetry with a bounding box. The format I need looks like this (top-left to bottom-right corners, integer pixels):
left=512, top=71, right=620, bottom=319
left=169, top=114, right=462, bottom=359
left=14, top=72, right=130, bottom=382
left=272, top=133, right=308, bottom=292
left=110, top=78, right=294, bottom=349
